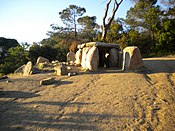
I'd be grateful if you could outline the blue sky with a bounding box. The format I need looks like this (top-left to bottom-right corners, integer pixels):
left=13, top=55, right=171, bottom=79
left=0, top=0, right=134, bottom=44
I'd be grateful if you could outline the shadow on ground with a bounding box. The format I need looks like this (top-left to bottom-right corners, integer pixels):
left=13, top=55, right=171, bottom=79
left=0, top=91, right=40, bottom=98
left=0, top=92, right=135, bottom=130
left=87, top=59, right=175, bottom=74
left=143, top=59, right=175, bottom=73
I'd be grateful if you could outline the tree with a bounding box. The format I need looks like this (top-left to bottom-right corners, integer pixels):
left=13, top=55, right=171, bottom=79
left=105, top=19, right=123, bottom=43
left=101, top=0, right=124, bottom=41
left=0, top=37, right=19, bottom=63
left=125, top=0, right=162, bottom=48
left=29, top=37, right=70, bottom=63
left=161, top=0, right=175, bottom=18
left=156, top=18, right=175, bottom=54
left=59, top=5, right=86, bottom=38
left=78, top=16, right=99, bottom=42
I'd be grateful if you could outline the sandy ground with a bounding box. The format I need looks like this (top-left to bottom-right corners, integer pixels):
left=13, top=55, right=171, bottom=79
left=0, top=56, right=175, bottom=130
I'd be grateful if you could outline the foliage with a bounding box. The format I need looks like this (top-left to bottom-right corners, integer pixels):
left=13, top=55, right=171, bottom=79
left=0, top=46, right=29, bottom=74
left=29, top=44, right=63, bottom=63
left=41, top=4, right=99, bottom=63
left=0, top=37, right=19, bottom=63
left=78, top=16, right=99, bottom=42
left=59, top=5, right=86, bottom=38
left=122, top=0, right=175, bottom=56
left=0, top=37, right=28, bottom=75
left=105, top=19, right=123, bottom=43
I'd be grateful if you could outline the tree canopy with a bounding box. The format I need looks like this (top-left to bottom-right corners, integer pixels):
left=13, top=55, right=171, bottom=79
left=59, top=5, right=86, bottom=38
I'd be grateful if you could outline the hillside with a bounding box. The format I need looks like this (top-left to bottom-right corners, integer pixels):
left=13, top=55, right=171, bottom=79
left=0, top=56, right=175, bottom=130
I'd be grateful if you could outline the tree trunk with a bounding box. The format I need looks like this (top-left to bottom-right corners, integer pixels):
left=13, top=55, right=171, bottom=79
left=74, top=14, right=77, bottom=38
left=101, top=25, right=108, bottom=42
left=101, top=0, right=123, bottom=42
left=74, top=23, right=77, bottom=38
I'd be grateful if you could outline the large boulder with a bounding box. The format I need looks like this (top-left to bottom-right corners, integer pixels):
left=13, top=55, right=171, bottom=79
left=75, top=49, right=82, bottom=66
left=81, top=47, right=92, bottom=69
left=36, top=56, right=49, bottom=65
left=109, top=48, right=119, bottom=68
left=23, top=61, right=33, bottom=75
left=122, top=46, right=144, bottom=70
left=86, top=46, right=99, bottom=71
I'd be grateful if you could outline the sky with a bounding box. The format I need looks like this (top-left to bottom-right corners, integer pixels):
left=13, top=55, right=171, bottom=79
left=0, top=0, right=134, bottom=44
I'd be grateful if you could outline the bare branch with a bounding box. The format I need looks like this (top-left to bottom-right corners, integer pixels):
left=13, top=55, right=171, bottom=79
left=107, top=0, right=122, bottom=26
left=103, top=0, right=112, bottom=26
left=101, top=0, right=124, bottom=41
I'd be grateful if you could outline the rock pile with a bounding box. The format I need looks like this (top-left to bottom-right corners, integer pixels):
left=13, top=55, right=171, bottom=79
left=14, top=43, right=144, bottom=77
left=14, top=56, right=51, bottom=76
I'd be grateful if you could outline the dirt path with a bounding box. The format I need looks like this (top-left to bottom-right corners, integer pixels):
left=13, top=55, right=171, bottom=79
left=0, top=57, right=175, bottom=130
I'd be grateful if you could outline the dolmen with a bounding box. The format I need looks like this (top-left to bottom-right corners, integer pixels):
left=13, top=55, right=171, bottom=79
left=75, top=42, right=121, bottom=71
left=75, top=42, right=144, bottom=72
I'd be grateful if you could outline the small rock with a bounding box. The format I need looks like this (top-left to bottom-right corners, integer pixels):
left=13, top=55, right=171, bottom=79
left=0, top=75, right=8, bottom=80
left=34, top=105, right=39, bottom=108
left=67, top=66, right=72, bottom=70
left=40, top=77, right=55, bottom=85
left=68, top=72, right=77, bottom=76
left=133, top=95, right=137, bottom=100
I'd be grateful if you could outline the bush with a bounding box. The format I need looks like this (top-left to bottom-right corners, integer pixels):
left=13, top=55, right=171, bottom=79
left=0, top=46, right=29, bottom=75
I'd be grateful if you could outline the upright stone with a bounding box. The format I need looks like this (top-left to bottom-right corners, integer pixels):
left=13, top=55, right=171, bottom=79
left=122, top=52, right=130, bottom=70
left=122, top=46, right=144, bottom=70
left=118, top=50, right=123, bottom=69
left=109, top=48, right=118, bottom=68
left=86, top=46, right=99, bottom=71
left=23, top=61, right=33, bottom=75
left=36, top=56, right=49, bottom=65
left=67, top=51, right=75, bottom=65
left=75, top=49, right=82, bottom=66
left=81, top=47, right=91, bottom=69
